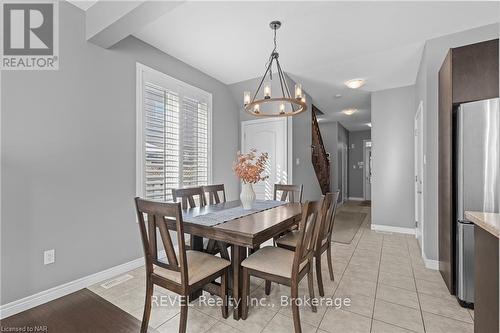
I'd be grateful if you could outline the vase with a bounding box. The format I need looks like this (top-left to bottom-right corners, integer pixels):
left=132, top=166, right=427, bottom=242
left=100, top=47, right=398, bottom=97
left=240, top=183, right=256, bottom=210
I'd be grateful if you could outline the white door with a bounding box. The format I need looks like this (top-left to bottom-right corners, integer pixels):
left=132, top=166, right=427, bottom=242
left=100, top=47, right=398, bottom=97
left=241, top=118, right=288, bottom=200
left=414, top=102, right=424, bottom=253
left=363, top=141, right=372, bottom=200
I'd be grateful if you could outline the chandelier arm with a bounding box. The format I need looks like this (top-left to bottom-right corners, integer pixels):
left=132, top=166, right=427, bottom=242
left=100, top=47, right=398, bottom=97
left=252, top=59, right=273, bottom=103
left=276, top=59, right=287, bottom=99
left=276, top=59, right=296, bottom=112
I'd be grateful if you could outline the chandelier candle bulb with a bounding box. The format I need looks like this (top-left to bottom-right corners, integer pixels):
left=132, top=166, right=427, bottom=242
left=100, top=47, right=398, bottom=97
left=253, top=104, right=260, bottom=114
left=243, top=91, right=251, bottom=105
left=264, top=83, right=271, bottom=99
left=295, top=84, right=302, bottom=99
left=279, top=103, right=285, bottom=114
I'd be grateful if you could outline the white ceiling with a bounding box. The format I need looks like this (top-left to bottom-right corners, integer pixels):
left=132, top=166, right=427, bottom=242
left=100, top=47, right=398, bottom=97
left=76, top=1, right=500, bottom=131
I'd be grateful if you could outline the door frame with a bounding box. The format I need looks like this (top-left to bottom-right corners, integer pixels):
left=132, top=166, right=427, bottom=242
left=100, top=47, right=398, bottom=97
left=363, top=140, right=372, bottom=200
left=241, top=117, right=293, bottom=184
left=414, top=101, right=425, bottom=256
left=341, top=143, right=348, bottom=203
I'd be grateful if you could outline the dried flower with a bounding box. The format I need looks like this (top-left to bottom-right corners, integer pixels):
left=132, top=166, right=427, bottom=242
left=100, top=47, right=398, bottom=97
left=233, top=149, right=269, bottom=184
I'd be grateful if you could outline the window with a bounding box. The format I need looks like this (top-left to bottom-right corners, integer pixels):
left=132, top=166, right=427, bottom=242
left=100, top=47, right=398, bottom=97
left=136, top=63, right=212, bottom=201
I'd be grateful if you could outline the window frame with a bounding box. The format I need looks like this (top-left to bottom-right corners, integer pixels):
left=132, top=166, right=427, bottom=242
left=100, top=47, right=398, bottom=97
left=136, top=62, right=213, bottom=199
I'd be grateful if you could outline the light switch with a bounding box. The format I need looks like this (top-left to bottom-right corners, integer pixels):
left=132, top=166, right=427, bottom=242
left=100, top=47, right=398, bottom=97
left=296, top=158, right=300, bottom=165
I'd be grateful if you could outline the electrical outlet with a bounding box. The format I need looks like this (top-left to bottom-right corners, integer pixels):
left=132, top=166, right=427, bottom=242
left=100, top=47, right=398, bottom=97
left=44, top=249, right=55, bottom=265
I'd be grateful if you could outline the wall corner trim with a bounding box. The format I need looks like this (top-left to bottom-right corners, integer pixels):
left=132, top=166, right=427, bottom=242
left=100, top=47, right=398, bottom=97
left=0, top=251, right=166, bottom=319
left=371, top=224, right=416, bottom=235
left=423, top=253, right=439, bottom=270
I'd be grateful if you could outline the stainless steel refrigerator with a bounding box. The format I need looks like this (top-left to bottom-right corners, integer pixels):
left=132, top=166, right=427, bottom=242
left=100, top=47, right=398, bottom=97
left=455, top=98, right=499, bottom=307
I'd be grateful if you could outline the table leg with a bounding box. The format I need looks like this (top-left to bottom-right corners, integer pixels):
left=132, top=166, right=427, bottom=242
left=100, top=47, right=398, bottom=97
left=231, top=245, right=247, bottom=320
left=189, top=235, right=204, bottom=302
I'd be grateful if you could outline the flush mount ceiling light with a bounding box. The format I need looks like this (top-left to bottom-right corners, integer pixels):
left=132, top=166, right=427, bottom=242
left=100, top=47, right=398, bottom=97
left=243, top=21, right=306, bottom=117
left=344, top=79, right=366, bottom=89
left=342, top=108, right=357, bottom=116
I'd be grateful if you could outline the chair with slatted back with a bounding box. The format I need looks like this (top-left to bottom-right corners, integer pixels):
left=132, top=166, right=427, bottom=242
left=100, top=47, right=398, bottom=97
left=172, top=187, right=206, bottom=209
left=241, top=199, right=323, bottom=333
left=276, top=191, right=340, bottom=297
left=172, top=186, right=229, bottom=259
left=202, top=184, right=227, bottom=205
left=273, top=184, right=304, bottom=203
left=134, top=198, right=230, bottom=333
left=271, top=184, right=304, bottom=248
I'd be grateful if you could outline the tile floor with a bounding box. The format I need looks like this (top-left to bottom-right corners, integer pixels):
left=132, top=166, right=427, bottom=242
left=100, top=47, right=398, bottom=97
left=88, top=203, right=475, bottom=333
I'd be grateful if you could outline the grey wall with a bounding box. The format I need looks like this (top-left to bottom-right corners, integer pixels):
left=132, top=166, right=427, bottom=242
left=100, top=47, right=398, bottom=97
left=414, top=23, right=499, bottom=261
left=229, top=76, right=323, bottom=201
left=1, top=2, right=239, bottom=305
left=371, top=85, right=415, bottom=229
left=317, top=121, right=349, bottom=203
left=348, top=130, right=372, bottom=198
left=337, top=123, right=349, bottom=202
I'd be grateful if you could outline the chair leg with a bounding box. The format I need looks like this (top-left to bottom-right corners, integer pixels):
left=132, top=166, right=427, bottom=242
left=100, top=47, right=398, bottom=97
left=291, top=283, right=302, bottom=333
left=241, top=267, right=250, bottom=320
left=221, top=270, right=228, bottom=319
left=265, top=280, right=271, bottom=295
left=307, top=260, right=317, bottom=313
left=326, top=244, right=335, bottom=281
left=140, top=280, right=153, bottom=333
left=179, top=295, right=188, bottom=333
left=315, top=255, right=325, bottom=297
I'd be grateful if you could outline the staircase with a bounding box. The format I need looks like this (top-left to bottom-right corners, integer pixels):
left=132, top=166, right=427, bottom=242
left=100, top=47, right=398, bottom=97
left=311, top=105, right=330, bottom=194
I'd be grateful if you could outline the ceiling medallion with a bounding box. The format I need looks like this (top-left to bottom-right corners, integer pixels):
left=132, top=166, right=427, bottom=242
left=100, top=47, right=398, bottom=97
left=243, top=21, right=307, bottom=117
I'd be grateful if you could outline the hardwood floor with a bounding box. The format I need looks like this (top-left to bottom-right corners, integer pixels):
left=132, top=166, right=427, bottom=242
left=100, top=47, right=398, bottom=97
left=0, top=289, right=154, bottom=333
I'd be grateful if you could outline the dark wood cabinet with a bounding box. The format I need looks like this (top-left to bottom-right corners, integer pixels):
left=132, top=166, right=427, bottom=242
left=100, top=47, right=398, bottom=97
left=474, top=226, right=499, bottom=333
left=438, top=39, right=499, bottom=295
left=438, top=50, right=454, bottom=293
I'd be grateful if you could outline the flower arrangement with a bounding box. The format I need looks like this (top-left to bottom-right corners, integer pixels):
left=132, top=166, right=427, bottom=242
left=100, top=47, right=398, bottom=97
left=233, top=149, right=269, bottom=184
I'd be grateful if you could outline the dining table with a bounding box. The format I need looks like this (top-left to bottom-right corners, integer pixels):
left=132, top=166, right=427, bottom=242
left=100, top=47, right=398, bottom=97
left=165, top=199, right=302, bottom=320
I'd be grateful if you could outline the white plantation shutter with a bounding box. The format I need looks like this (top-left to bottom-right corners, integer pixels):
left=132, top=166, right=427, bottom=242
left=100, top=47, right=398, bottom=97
left=137, top=64, right=211, bottom=202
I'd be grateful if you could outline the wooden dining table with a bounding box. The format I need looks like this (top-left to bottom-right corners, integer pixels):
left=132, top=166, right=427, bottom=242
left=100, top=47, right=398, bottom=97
left=166, top=200, right=302, bottom=320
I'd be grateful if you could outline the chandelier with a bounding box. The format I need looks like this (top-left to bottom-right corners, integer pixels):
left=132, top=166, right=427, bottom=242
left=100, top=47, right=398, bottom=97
left=243, top=21, right=307, bottom=117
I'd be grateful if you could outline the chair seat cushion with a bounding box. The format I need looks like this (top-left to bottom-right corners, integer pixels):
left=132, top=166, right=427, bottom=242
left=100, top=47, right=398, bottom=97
left=241, top=246, right=306, bottom=278
left=276, top=231, right=329, bottom=249
left=276, top=230, right=300, bottom=248
left=153, top=250, right=230, bottom=285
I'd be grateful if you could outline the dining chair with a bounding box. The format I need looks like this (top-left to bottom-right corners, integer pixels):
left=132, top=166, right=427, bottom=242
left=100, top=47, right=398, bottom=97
left=172, top=187, right=206, bottom=209
left=272, top=184, right=304, bottom=246
left=241, top=199, right=323, bottom=333
left=172, top=186, right=229, bottom=260
left=273, top=184, right=304, bottom=203
left=202, top=184, right=227, bottom=205
left=201, top=184, right=231, bottom=258
left=134, top=198, right=230, bottom=333
left=276, top=191, right=340, bottom=296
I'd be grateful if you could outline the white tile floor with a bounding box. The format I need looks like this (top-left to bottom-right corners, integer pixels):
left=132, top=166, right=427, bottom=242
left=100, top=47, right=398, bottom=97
left=88, top=203, right=474, bottom=333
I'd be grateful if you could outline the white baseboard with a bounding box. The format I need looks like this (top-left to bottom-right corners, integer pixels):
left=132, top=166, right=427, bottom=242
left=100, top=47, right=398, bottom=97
left=0, top=250, right=165, bottom=319
left=371, top=224, right=416, bottom=235
left=348, top=197, right=364, bottom=201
